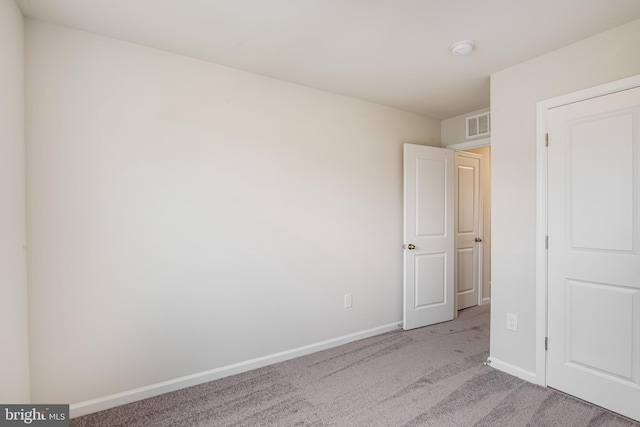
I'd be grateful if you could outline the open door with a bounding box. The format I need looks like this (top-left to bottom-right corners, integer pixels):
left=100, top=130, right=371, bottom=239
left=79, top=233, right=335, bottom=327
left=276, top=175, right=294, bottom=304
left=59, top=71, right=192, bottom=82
left=403, top=144, right=455, bottom=330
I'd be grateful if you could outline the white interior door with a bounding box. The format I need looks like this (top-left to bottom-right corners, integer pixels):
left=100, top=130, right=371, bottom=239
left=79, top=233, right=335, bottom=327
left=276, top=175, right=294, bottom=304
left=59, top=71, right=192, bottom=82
left=455, top=152, right=482, bottom=310
left=403, top=144, right=454, bottom=330
left=546, top=86, right=640, bottom=421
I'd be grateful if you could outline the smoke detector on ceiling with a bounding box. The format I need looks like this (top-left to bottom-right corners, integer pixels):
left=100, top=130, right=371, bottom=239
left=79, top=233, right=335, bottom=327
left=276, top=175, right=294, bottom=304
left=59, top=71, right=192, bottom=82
left=450, top=40, right=474, bottom=56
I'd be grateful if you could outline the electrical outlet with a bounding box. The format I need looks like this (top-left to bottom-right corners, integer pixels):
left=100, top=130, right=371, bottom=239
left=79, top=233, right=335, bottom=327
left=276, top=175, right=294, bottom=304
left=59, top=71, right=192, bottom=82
left=344, top=294, right=352, bottom=309
left=506, top=313, right=518, bottom=332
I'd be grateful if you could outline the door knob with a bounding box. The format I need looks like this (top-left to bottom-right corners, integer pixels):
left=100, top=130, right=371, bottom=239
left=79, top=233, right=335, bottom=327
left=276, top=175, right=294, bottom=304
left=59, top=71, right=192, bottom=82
left=475, top=237, right=482, bottom=243
left=404, top=243, right=416, bottom=250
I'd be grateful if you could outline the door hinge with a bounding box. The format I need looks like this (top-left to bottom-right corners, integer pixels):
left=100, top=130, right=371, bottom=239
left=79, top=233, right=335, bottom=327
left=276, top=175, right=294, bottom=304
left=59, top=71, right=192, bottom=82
left=545, top=235, right=549, bottom=249
left=545, top=337, right=548, bottom=351
left=545, top=133, right=549, bottom=147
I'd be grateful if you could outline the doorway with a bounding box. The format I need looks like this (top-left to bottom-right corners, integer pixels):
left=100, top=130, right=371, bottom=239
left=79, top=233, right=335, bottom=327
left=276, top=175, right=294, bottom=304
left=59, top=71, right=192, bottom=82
left=455, top=147, right=491, bottom=310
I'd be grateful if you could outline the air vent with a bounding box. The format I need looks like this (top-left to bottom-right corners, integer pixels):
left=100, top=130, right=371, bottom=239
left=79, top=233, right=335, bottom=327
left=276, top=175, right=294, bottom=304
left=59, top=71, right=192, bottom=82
left=466, top=112, right=491, bottom=139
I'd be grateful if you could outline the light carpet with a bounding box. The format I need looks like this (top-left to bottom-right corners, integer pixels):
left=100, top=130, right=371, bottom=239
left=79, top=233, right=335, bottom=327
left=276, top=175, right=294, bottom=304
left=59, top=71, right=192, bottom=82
left=71, top=304, right=639, bottom=426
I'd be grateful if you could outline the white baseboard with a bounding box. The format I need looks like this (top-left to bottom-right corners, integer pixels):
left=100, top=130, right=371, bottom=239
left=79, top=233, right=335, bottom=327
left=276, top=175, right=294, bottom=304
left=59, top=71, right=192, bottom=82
left=70, top=321, right=402, bottom=418
left=487, top=356, right=537, bottom=384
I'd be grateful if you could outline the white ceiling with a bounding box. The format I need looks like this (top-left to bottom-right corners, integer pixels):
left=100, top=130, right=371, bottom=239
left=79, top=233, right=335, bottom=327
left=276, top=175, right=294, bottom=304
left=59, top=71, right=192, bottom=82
left=15, top=0, right=640, bottom=119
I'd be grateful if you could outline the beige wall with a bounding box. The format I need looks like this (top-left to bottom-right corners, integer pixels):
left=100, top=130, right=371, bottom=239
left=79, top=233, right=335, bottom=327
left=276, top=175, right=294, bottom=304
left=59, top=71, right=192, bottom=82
left=441, top=108, right=490, bottom=147
left=25, top=20, right=441, bottom=405
left=0, top=0, right=30, bottom=403
left=490, top=18, right=640, bottom=375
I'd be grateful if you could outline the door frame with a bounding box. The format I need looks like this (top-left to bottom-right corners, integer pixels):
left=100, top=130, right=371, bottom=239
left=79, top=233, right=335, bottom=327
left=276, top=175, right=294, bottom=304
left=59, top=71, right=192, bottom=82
left=535, top=74, right=640, bottom=387
left=447, top=137, right=490, bottom=152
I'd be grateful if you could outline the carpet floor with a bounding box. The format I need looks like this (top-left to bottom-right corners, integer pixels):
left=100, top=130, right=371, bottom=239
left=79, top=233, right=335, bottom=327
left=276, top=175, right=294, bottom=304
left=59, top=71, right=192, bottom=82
left=71, top=304, right=639, bottom=426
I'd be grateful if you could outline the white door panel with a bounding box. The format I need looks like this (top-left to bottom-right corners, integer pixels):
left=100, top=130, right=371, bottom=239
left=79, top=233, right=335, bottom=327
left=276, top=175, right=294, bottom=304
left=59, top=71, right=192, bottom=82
left=415, top=254, right=446, bottom=307
left=403, top=144, right=454, bottom=330
left=547, top=86, right=640, bottom=421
